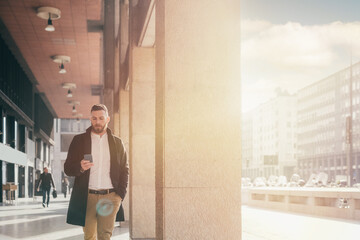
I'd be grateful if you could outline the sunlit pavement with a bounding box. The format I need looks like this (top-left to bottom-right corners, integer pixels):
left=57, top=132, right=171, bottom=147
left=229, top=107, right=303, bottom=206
left=242, top=206, right=360, bottom=240
left=0, top=195, right=129, bottom=240
left=1, top=198, right=360, bottom=240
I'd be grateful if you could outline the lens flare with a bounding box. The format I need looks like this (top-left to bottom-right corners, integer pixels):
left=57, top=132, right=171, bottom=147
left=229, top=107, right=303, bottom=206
left=96, top=198, right=114, bottom=216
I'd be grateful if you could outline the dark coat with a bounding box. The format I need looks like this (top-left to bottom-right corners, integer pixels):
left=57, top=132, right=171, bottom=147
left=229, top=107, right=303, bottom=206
left=64, top=127, right=129, bottom=226
left=39, top=173, right=55, bottom=190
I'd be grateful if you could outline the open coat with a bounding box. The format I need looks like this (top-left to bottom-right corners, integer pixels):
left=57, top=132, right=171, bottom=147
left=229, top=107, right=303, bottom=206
left=64, top=127, right=129, bottom=226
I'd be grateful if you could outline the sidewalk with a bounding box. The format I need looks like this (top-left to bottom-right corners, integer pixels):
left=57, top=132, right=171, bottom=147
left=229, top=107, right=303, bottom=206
left=242, top=206, right=360, bottom=240
left=3, top=197, right=359, bottom=240
left=1, top=194, right=70, bottom=206
left=0, top=195, right=129, bottom=240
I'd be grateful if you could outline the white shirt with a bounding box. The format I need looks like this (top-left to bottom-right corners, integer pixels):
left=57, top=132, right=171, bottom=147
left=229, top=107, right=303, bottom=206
left=88, top=132, right=114, bottom=190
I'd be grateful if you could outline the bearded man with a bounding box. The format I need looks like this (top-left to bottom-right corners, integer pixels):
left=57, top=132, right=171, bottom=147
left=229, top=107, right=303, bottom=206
left=64, top=104, right=129, bottom=240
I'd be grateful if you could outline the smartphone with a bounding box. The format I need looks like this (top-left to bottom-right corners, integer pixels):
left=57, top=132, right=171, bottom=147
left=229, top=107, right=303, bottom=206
left=84, top=154, right=93, bottom=163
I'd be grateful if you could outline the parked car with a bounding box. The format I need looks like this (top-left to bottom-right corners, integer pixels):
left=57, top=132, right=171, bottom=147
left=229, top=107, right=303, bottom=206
left=267, top=175, right=278, bottom=187
left=253, top=177, right=266, bottom=187
left=241, top=177, right=253, bottom=187
left=276, top=176, right=287, bottom=187
left=305, top=172, right=328, bottom=187
left=287, top=173, right=305, bottom=187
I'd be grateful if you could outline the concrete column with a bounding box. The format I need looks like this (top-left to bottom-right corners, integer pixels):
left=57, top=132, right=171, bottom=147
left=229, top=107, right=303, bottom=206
left=113, top=11, right=121, bottom=137
left=155, top=1, right=241, bottom=239
left=104, top=0, right=115, bottom=129
left=116, top=0, right=131, bottom=223
left=130, top=47, right=156, bottom=239
left=25, top=166, right=28, bottom=198
left=119, top=89, right=130, bottom=148
left=14, top=164, right=18, bottom=198
left=119, top=87, right=130, bottom=224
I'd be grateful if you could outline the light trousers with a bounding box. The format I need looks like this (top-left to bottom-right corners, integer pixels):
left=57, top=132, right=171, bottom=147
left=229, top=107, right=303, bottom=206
left=83, top=191, right=122, bottom=240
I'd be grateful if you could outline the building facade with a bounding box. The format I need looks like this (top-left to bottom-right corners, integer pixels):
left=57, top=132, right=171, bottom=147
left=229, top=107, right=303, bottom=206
left=0, top=34, right=55, bottom=202
left=297, top=62, right=360, bottom=184
left=242, top=93, right=297, bottom=180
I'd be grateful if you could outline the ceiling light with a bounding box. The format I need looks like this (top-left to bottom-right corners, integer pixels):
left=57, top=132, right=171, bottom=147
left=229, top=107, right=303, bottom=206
left=59, top=63, right=66, bottom=74
left=67, top=100, right=80, bottom=105
left=62, top=83, right=76, bottom=89
left=67, top=89, right=73, bottom=98
left=45, top=13, right=55, bottom=32
left=68, top=100, right=80, bottom=113
left=37, top=7, right=61, bottom=32
left=73, top=113, right=83, bottom=118
left=52, top=55, right=70, bottom=74
left=62, top=82, right=76, bottom=98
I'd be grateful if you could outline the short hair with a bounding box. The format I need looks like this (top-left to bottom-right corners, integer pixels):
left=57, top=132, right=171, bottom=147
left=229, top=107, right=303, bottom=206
left=91, top=104, right=109, bottom=116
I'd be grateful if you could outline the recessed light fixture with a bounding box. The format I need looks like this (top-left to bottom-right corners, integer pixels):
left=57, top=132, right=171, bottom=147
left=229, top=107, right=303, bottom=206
left=52, top=55, right=70, bottom=74
left=37, top=7, right=61, bottom=32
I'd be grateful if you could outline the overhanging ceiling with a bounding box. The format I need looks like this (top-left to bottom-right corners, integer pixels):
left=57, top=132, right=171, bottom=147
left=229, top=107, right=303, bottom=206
left=0, top=0, right=104, bottom=119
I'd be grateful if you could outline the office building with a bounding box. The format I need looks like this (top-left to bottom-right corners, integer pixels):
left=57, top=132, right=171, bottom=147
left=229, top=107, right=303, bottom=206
left=297, top=62, right=360, bottom=183
left=242, top=93, right=297, bottom=180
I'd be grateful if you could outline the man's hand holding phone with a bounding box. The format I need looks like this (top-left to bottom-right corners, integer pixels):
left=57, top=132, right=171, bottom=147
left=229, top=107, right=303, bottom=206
left=80, top=154, right=94, bottom=172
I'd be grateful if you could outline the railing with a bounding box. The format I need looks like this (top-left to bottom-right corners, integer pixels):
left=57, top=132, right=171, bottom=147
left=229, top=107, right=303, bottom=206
left=242, top=187, right=360, bottom=221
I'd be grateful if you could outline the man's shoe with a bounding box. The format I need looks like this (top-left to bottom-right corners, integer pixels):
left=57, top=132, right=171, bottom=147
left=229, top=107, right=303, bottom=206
left=42, top=203, right=45, bottom=208
left=47, top=203, right=49, bottom=207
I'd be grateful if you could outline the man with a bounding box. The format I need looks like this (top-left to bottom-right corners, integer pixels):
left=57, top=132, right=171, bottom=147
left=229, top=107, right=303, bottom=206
left=62, top=176, right=69, bottom=198
left=37, top=167, right=55, bottom=208
left=64, top=104, right=129, bottom=240
left=68, top=176, right=74, bottom=194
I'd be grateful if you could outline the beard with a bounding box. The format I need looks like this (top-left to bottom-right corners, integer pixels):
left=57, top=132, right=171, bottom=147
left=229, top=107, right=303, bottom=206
left=92, top=124, right=106, bottom=134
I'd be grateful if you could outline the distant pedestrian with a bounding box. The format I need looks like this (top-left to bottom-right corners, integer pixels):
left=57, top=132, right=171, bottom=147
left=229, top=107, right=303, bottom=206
left=68, top=177, right=74, bottom=194
left=37, top=167, right=55, bottom=207
left=62, top=177, right=69, bottom=198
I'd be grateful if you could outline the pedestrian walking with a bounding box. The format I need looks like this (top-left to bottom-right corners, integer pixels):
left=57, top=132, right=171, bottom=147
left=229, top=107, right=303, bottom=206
left=37, top=167, right=56, bottom=208
left=68, top=176, right=74, bottom=194
left=62, top=177, right=69, bottom=198
left=64, top=104, right=129, bottom=240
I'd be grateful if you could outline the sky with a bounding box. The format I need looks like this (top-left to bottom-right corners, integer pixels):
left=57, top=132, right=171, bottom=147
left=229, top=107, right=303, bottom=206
left=241, top=0, right=360, bottom=112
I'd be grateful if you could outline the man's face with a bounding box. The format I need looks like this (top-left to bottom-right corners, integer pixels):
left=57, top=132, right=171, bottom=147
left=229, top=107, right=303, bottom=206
left=90, top=110, right=110, bottom=134
left=44, top=168, right=48, bottom=173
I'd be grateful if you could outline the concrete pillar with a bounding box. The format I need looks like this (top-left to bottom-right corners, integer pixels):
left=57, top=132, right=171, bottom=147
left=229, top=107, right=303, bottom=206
left=113, top=5, right=121, bottom=137
left=129, top=47, right=156, bottom=239
left=14, top=164, right=18, bottom=198
left=104, top=0, right=115, bottom=129
left=119, top=89, right=130, bottom=149
left=119, top=87, right=130, bottom=224
left=25, top=166, right=28, bottom=198
left=155, top=1, right=241, bottom=239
